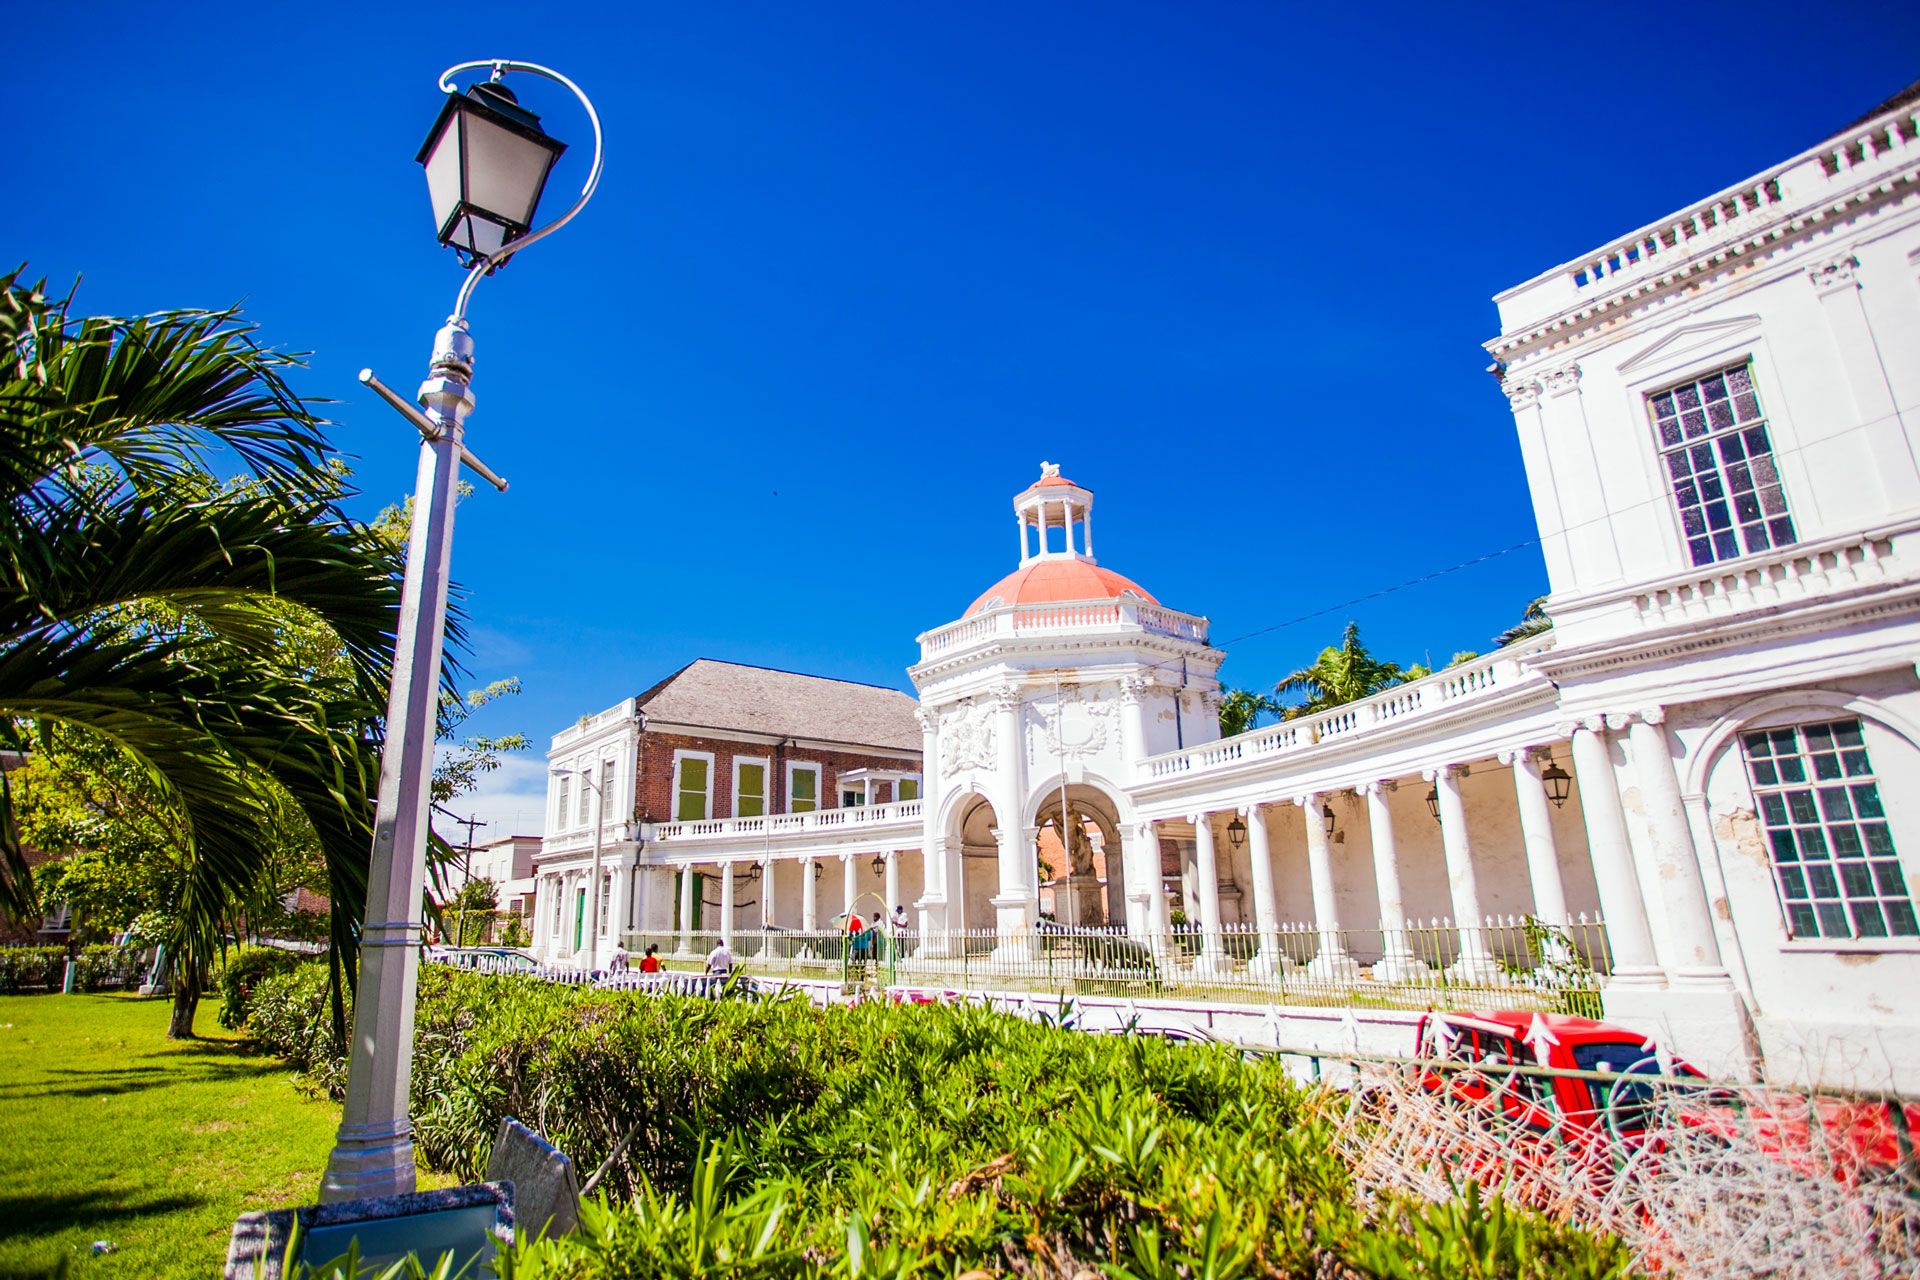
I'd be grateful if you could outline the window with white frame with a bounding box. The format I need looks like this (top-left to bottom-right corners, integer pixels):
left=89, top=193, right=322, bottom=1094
left=576, top=768, right=593, bottom=826
left=599, top=759, right=616, bottom=820
left=788, top=763, right=820, bottom=814
left=1648, top=363, right=1795, bottom=567
left=1741, top=718, right=1915, bottom=941
left=673, top=750, right=714, bottom=822
left=555, top=776, right=570, bottom=830
left=898, top=776, right=920, bottom=802
left=598, top=873, right=612, bottom=934
left=733, top=757, right=769, bottom=818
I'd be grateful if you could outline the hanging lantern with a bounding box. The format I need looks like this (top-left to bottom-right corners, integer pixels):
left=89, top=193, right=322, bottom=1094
left=1425, top=784, right=1441, bottom=822
left=1540, top=755, right=1573, bottom=809
left=1226, top=814, right=1247, bottom=850
left=812, top=861, right=824, bottom=881
left=1322, top=801, right=1340, bottom=843
left=871, top=854, right=887, bottom=879
left=745, top=861, right=762, bottom=883
left=417, top=79, right=569, bottom=267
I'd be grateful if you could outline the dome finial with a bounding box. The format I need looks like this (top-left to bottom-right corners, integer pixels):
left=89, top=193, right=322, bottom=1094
left=1039, top=460, right=1060, bottom=479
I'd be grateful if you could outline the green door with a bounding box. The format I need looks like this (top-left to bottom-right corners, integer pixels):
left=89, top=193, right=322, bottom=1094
left=574, top=887, right=587, bottom=949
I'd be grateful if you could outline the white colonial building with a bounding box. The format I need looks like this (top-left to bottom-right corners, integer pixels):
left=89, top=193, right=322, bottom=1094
left=535, top=86, right=1920, bottom=1091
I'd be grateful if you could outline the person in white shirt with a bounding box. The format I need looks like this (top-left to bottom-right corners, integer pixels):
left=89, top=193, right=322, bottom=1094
left=891, top=905, right=910, bottom=933
left=607, top=944, right=630, bottom=975
left=704, top=940, right=735, bottom=978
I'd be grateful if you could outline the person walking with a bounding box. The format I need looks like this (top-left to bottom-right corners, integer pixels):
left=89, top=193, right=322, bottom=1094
left=607, top=943, right=630, bottom=975
left=705, top=938, right=735, bottom=979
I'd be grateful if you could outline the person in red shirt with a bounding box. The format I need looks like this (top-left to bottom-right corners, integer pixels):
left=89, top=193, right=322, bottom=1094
left=639, top=944, right=661, bottom=973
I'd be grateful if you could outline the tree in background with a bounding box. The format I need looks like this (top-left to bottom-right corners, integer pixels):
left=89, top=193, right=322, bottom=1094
left=1217, top=687, right=1282, bottom=737
left=1496, top=596, right=1553, bottom=647
left=447, top=876, right=499, bottom=946
left=0, top=269, right=402, bottom=1036
left=1273, top=622, right=1426, bottom=719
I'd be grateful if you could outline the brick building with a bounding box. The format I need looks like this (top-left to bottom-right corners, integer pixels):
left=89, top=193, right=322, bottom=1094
left=532, top=660, right=920, bottom=965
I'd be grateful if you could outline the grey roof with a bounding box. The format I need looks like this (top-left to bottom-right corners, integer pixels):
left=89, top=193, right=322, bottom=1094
left=635, top=660, right=921, bottom=752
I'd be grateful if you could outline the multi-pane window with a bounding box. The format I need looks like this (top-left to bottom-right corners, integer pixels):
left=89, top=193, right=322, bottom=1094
left=1649, top=363, right=1795, bottom=566
left=789, top=764, right=819, bottom=814
left=598, top=873, right=612, bottom=933
left=555, top=777, right=570, bottom=829
left=599, top=760, right=615, bottom=819
left=735, top=761, right=767, bottom=818
left=576, top=772, right=592, bottom=826
left=1741, top=718, right=1915, bottom=941
left=675, top=755, right=711, bottom=822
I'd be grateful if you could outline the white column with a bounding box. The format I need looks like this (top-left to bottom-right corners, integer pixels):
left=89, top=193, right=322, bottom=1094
left=1362, top=781, right=1424, bottom=982
left=1242, top=804, right=1286, bottom=976
left=1117, top=677, right=1151, bottom=768
left=1623, top=709, right=1732, bottom=986
left=1188, top=813, right=1229, bottom=974
left=801, top=858, right=818, bottom=932
left=616, top=863, right=636, bottom=941
left=1017, top=514, right=1028, bottom=563
left=719, top=862, right=736, bottom=947
left=676, top=866, right=695, bottom=955
left=1428, top=765, right=1500, bottom=982
left=1083, top=503, right=1094, bottom=559
left=989, top=686, right=1036, bottom=950
left=1505, top=748, right=1571, bottom=928
left=1568, top=721, right=1663, bottom=986
left=842, top=852, right=858, bottom=924
left=1300, top=794, right=1360, bottom=981
left=884, top=850, right=901, bottom=916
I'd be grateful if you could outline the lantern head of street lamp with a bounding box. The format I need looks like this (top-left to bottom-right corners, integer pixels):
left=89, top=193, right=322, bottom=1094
left=1226, top=815, right=1247, bottom=850
left=417, top=79, right=568, bottom=268
left=1425, top=784, right=1441, bottom=822
left=745, top=861, right=762, bottom=883
left=871, top=854, right=887, bottom=879
left=1540, top=755, right=1573, bottom=809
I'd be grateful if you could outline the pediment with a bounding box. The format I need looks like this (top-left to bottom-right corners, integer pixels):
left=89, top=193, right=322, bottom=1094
left=1618, top=314, right=1762, bottom=374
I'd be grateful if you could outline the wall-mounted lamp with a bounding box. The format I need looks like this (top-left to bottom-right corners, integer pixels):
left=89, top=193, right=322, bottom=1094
left=1540, top=755, right=1573, bottom=809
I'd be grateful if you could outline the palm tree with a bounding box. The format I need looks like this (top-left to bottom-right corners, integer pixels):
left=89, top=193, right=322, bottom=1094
left=0, top=269, right=402, bottom=1036
left=1495, top=596, right=1553, bottom=647
left=1273, top=621, right=1420, bottom=719
left=1216, top=687, right=1281, bottom=737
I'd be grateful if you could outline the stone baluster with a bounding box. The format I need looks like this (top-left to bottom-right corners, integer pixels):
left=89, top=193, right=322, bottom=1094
left=1567, top=720, right=1663, bottom=986
left=1188, top=813, right=1230, bottom=974
left=1362, top=780, right=1425, bottom=982
left=1242, top=803, right=1287, bottom=976
left=1427, top=765, right=1500, bottom=982
left=1300, top=794, right=1359, bottom=981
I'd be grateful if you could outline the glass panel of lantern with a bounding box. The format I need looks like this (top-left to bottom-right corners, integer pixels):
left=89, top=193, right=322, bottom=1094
left=416, top=81, right=567, bottom=265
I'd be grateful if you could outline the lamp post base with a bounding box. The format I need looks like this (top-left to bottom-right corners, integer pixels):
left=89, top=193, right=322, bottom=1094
left=318, top=1119, right=417, bottom=1203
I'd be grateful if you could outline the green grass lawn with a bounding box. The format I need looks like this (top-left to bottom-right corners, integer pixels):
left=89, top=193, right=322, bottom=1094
left=0, top=993, right=342, bottom=1280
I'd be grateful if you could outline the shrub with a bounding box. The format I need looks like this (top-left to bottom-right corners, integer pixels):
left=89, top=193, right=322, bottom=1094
left=215, top=946, right=308, bottom=1029
left=73, top=944, right=145, bottom=991
left=243, top=968, right=1638, bottom=1277
left=0, top=946, right=69, bottom=993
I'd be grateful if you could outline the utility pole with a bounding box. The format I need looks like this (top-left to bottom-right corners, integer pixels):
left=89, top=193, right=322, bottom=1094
left=435, top=806, right=486, bottom=946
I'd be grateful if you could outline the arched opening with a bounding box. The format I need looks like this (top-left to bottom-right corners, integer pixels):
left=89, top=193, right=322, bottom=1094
left=951, top=794, right=1003, bottom=947
left=1033, top=783, right=1125, bottom=929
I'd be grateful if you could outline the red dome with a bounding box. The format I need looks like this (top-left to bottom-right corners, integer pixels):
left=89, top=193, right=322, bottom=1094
left=967, top=560, right=1158, bottom=615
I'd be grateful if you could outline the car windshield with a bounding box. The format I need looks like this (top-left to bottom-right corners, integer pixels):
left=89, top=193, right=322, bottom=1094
left=1571, top=1040, right=1666, bottom=1128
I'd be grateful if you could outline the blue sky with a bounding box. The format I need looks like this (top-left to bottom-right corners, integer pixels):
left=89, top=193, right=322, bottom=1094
left=9, top=3, right=1917, bottom=835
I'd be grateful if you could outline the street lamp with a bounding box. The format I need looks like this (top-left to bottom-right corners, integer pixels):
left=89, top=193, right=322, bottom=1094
left=871, top=854, right=887, bottom=879
left=1226, top=814, right=1247, bottom=850
left=319, top=59, right=602, bottom=1206
left=1540, top=754, right=1573, bottom=809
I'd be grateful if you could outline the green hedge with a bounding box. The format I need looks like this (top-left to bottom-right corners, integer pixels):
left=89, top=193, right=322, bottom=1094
left=0, top=945, right=145, bottom=993
left=214, top=946, right=309, bottom=1030
left=239, top=966, right=1637, bottom=1279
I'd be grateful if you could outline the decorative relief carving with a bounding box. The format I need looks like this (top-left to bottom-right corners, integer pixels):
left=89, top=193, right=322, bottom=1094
left=1541, top=363, right=1582, bottom=398
left=1806, top=253, right=1860, bottom=295
left=1504, top=377, right=1542, bottom=410
left=1037, top=683, right=1114, bottom=760
left=940, top=704, right=997, bottom=772
left=1116, top=675, right=1156, bottom=705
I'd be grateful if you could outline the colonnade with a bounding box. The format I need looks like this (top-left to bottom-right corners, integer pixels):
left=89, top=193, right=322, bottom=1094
left=1149, top=708, right=1731, bottom=992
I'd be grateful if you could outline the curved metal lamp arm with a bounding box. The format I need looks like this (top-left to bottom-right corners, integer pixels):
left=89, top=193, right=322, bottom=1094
left=435, top=58, right=605, bottom=321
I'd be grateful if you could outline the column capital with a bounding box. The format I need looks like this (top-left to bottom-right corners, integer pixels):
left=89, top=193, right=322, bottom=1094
left=1807, top=252, right=1860, bottom=296
left=1185, top=812, right=1210, bottom=828
left=1541, top=362, right=1582, bottom=398
left=1289, top=791, right=1320, bottom=808
left=1116, top=674, right=1159, bottom=703
left=985, top=684, right=1023, bottom=713
left=1604, top=710, right=1635, bottom=731
left=1503, top=376, right=1542, bottom=411
left=1358, top=778, right=1397, bottom=798
left=1638, top=704, right=1668, bottom=726
left=1496, top=745, right=1547, bottom=767
left=913, top=707, right=940, bottom=733
left=1236, top=801, right=1267, bottom=818
left=1422, top=763, right=1464, bottom=783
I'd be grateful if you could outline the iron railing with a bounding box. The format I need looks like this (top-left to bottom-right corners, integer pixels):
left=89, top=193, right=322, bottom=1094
left=609, top=915, right=1609, bottom=1015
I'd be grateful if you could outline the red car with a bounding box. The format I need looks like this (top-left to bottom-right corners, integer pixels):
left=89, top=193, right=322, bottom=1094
left=1414, top=1010, right=1920, bottom=1186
